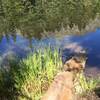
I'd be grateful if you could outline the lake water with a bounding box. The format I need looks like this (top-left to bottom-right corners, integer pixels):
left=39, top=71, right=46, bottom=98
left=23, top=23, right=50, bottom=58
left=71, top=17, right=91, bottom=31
left=0, top=28, right=100, bottom=76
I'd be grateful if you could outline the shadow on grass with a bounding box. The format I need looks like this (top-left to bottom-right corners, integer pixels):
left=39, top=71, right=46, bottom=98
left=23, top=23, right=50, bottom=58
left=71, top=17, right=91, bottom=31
left=94, top=87, right=100, bottom=98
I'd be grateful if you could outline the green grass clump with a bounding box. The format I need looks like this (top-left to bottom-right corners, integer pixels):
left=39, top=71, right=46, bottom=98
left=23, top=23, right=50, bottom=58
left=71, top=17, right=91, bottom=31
left=74, top=73, right=100, bottom=96
left=0, top=47, right=62, bottom=100
left=16, top=48, right=62, bottom=100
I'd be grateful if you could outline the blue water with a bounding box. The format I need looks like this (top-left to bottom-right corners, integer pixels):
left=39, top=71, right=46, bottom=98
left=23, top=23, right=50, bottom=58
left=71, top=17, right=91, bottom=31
left=61, top=28, right=100, bottom=69
left=0, top=29, right=100, bottom=70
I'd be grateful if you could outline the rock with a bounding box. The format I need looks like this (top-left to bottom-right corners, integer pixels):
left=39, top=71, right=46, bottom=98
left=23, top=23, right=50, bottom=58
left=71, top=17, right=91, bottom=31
left=41, top=72, right=74, bottom=100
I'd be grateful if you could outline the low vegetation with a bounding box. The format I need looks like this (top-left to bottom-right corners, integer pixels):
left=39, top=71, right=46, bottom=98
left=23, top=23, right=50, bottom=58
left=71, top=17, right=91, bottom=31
left=0, top=47, right=62, bottom=100
left=0, top=47, right=100, bottom=100
left=74, top=73, right=100, bottom=95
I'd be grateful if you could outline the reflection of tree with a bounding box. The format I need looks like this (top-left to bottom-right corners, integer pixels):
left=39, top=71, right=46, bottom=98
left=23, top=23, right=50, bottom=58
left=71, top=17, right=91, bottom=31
left=0, top=0, right=100, bottom=37
left=0, top=35, right=3, bottom=42
left=5, top=34, right=10, bottom=43
left=0, top=32, right=18, bottom=43
left=29, top=38, right=33, bottom=50
left=11, top=33, right=17, bottom=42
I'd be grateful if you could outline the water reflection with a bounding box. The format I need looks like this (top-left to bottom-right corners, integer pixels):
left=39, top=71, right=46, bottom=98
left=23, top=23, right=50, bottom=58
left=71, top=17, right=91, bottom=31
left=62, top=28, right=100, bottom=70
left=0, top=29, right=100, bottom=71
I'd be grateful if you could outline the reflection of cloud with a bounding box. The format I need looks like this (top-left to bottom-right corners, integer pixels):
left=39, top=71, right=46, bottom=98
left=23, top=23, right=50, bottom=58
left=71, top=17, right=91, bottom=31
left=0, top=51, right=17, bottom=70
left=0, top=44, right=31, bottom=67
left=61, top=36, right=73, bottom=44
left=1, top=51, right=16, bottom=62
left=63, top=42, right=84, bottom=53
left=2, top=51, right=16, bottom=60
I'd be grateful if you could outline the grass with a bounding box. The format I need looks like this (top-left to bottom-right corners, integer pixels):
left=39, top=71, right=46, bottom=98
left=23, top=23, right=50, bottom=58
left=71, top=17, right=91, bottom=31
left=0, top=47, right=100, bottom=100
left=0, top=47, right=62, bottom=100
left=74, top=73, right=100, bottom=95
left=16, top=47, right=62, bottom=100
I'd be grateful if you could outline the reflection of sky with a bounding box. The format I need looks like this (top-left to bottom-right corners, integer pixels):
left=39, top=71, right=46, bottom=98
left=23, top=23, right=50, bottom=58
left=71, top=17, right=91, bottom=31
left=0, top=28, right=100, bottom=68
left=62, top=28, right=100, bottom=68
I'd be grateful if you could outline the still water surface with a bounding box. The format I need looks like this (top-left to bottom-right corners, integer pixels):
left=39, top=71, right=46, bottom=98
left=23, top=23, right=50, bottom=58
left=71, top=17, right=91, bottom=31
left=0, top=29, right=100, bottom=75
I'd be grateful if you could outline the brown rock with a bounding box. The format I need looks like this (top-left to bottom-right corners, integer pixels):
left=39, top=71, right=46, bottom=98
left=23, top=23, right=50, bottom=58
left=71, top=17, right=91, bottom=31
left=41, top=72, right=74, bottom=100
